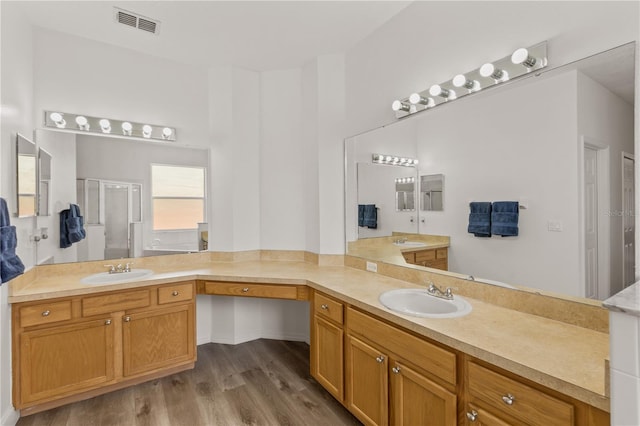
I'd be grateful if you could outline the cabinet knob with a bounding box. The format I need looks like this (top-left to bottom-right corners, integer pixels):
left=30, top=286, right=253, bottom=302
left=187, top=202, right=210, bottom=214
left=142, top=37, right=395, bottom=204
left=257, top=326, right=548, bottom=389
left=501, top=394, right=515, bottom=405
left=172, top=291, right=179, bottom=296
left=391, top=366, right=401, bottom=374
left=320, top=304, right=329, bottom=310
left=242, top=287, right=249, bottom=293
left=466, top=410, right=478, bottom=422
left=124, top=316, right=131, bottom=322
left=41, top=310, right=51, bottom=317
left=375, top=355, right=385, bottom=363
left=105, top=319, right=112, bottom=325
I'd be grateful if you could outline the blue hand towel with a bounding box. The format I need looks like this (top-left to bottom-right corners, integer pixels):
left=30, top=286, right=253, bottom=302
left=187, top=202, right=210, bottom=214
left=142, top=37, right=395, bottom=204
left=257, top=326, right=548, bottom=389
left=60, top=208, right=71, bottom=248
left=66, top=204, right=86, bottom=243
left=363, top=204, right=377, bottom=229
left=358, top=204, right=365, bottom=227
left=468, top=202, right=492, bottom=237
left=0, top=197, right=25, bottom=284
left=491, top=201, right=519, bottom=237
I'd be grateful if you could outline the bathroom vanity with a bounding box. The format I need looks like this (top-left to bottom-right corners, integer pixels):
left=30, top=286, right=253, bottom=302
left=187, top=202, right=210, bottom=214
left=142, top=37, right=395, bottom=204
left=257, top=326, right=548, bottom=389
left=9, top=253, right=610, bottom=424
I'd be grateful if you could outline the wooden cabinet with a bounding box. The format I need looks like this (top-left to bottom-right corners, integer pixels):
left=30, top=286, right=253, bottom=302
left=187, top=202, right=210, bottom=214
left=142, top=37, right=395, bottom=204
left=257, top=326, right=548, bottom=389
left=402, top=247, right=448, bottom=270
left=345, top=307, right=457, bottom=426
left=12, top=281, right=196, bottom=415
left=310, top=291, right=344, bottom=402
left=199, top=280, right=308, bottom=300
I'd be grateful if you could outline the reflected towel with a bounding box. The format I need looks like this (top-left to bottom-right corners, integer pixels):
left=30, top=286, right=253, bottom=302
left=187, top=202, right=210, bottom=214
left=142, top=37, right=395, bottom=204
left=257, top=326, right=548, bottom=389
left=491, top=201, right=519, bottom=237
left=468, top=202, right=492, bottom=237
left=358, top=204, right=365, bottom=227
left=60, top=204, right=86, bottom=248
left=363, top=204, right=377, bottom=229
left=0, top=197, right=25, bottom=283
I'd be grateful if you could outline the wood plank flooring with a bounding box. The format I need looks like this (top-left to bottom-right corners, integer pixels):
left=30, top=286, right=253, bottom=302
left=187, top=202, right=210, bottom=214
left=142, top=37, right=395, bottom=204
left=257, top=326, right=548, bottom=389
left=17, top=339, right=362, bottom=426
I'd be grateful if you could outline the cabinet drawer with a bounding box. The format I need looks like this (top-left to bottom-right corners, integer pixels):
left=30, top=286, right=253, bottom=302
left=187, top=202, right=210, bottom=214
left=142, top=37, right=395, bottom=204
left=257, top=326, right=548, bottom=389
left=415, top=250, right=436, bottom=263
left=467, top=361, right=574, bottom=426
left=20, top=301, right=72, bottom=328
left=347, top=307, right=456, bottom=385
left=436, top=248, right=447, bottom=259
left=314, top=292, right=343, bottom=324
left=402, top=252, right=416, bottom=263
left=82, top=289, right=151, bottom=317
left=203, top=281, right=299, bottom=300
left=158, top=283, right=194, bottom=305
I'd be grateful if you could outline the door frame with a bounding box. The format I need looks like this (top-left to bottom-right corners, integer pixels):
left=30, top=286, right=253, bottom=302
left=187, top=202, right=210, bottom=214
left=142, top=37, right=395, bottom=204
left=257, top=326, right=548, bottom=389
left=578, top=136, right=610, bottom=299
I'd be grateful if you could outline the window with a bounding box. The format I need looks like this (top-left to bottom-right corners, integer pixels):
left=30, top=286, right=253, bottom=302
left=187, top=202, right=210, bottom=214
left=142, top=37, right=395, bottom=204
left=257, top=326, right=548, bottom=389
left=151, top=164, right=205, bottom=230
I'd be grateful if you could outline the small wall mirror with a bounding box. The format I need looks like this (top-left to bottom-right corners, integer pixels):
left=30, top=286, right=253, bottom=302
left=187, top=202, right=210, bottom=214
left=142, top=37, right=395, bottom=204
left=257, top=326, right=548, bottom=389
left=16, top=133, right=37, bottom=217
left=395, top=177, right=415, bottom=211
left=420, top=174, right=444, bottom=211
left=38, top=148, right=52, bottom=216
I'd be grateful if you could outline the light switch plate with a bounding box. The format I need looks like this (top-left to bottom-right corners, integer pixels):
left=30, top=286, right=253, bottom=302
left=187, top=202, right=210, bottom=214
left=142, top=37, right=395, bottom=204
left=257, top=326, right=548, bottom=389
left=548, top=220, right=563, bottom=232
left=366, top=261, right=378, bottom=273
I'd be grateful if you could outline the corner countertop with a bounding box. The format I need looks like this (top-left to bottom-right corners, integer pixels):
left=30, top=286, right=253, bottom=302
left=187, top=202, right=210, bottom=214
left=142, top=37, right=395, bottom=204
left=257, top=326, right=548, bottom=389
left=10, top=257, right=609, bottom=411
left=603, top=280, right=640, bottom=317
left=347, top=234, right=450, bottom=265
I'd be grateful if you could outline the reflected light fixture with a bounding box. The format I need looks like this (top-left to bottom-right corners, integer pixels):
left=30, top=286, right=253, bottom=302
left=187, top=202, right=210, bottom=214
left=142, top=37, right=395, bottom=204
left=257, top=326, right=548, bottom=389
left=121, top=121, right=133, bottom=136
left=49, top=112, right=66, bottom=128
left=99, top=119, right=111, bottom=133
left=142, top=124, right=153, bottom=138
left=479, top=63, right=509, bottom=82
left=409, top=93, right=435, bottom=107
left=373, top=153, right=419, bottom=167
left=452, top=74, right=480, bottom=92
left=75, top=116, right=90, bottom=131
left=162, top=127, right=173, bottom=140
left=391, top=100, right=411, bottom=112
left=511, top=47, right=538, bottom=68
left=429, top=84, right=456, bottom=100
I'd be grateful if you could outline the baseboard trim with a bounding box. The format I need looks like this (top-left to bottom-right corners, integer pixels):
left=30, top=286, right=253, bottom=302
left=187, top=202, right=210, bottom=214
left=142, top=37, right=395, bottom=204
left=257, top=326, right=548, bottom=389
left=1, top=407, right=19, bottom=426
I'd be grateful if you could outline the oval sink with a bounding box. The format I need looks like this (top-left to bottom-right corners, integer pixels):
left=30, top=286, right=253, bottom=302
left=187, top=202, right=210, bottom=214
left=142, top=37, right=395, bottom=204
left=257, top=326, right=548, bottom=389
left=379, top=288, right=472, bottom=318
left=81, top=269, right=154, bottom=285
left=393, top=241, right=427, bottom=247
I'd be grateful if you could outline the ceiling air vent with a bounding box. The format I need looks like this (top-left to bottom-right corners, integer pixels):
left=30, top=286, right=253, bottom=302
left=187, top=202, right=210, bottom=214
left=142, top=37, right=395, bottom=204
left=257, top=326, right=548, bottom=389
left=114, top=7, right=160, bottom=35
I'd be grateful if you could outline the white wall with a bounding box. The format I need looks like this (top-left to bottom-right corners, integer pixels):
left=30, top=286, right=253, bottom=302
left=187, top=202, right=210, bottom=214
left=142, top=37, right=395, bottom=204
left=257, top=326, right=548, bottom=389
left=577, top=72, right=635, bottom=296
left=0, top=3, right=34, bottom=424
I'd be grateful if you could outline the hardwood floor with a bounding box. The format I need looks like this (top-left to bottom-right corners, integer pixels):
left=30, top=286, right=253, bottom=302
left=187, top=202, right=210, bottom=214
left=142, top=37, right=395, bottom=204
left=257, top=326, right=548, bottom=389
left=17, top=339, right=362, bottom=426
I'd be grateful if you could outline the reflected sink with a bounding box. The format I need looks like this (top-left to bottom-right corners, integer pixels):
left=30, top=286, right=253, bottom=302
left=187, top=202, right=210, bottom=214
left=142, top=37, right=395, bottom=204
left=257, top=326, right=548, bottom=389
left=379, top=288, right=472, bottom=318
left=81, top=269, right=154, bottom=285
left=393, top=241, right=427, bottom=247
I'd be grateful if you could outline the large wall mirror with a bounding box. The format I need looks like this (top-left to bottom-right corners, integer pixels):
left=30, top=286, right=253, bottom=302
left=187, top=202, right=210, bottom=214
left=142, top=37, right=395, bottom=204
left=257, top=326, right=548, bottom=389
left=31, top=129, right=210, bottom=265
left=346, top=42, right=636, bottom=303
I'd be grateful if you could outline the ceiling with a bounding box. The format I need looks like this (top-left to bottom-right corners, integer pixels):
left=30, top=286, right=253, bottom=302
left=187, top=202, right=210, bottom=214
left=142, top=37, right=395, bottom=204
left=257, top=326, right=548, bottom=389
left=10, top=1, right=412, bottom=71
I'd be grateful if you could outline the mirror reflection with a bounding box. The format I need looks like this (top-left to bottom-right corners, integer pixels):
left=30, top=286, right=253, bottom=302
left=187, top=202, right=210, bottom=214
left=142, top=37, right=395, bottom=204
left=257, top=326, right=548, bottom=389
left=395, top=177, right=415, bottom=211
left=16, top=133, right=37, bottom=218
left=38, top=148, right=51, bottom=216
left=421, top=174, right=444, bottom=211
left=346, top=42, right=636, bottom=302
left=34, top=130, right=209, bottom=265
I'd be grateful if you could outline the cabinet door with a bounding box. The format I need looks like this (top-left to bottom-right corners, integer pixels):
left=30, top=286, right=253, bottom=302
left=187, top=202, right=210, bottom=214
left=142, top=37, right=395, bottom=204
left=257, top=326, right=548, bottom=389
left=19, top=318, right=115, bottom=405
left=346, top=335, right=388, bottom=426
left=312, top=315, right=344, bottom=401
left=390, top=361, right=456, bottom=426
left=122, top=303, right=195, bottom=377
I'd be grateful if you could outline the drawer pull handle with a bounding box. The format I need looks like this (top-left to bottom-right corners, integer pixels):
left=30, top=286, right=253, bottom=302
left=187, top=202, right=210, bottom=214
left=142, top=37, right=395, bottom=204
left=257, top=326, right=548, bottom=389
left=105, top=319, right=112, bottom=325
left=466, top=410, right=478, bottom=422
left=242, top=288, right=249, bottom=293
left=124, top=316, right=131, bottom=322
left=172, top=291, right=179, bottom=296
left=501, top=394, right=515, bottom=405
left=375, top=356, right=385, bottom=363
left=391, top=366, right=401, bottom=374
left=320, top=304, right=329, bottom=310
left=41, top=310, right=51, bottom=317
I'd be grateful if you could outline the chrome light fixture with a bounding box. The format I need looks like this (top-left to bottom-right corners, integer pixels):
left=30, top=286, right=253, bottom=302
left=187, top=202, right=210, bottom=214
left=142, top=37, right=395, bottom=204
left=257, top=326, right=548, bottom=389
left=391, top=41, right=548, bottom=119
left=373, top=153, right=419, bottom=167
left=44, top=111, right=177, bottom=142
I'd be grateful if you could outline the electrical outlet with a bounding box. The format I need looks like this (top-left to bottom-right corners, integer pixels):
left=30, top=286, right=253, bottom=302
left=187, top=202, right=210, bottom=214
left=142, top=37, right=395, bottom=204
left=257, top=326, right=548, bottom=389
left=366, top=261, right=378, bottom=273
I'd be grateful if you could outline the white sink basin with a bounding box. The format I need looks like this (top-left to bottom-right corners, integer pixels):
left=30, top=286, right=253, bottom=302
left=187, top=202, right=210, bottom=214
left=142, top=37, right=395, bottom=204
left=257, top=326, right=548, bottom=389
left=81, top=269, right=154, bottom=285
left=379, top=288, right=472, bottom=318
left=393, top=241, right=427, bottom=247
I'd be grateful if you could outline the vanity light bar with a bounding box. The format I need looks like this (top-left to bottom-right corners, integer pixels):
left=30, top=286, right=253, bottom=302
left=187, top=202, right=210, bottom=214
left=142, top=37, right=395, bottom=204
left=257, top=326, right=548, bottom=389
left=44, top=111, right=177, bottom=142
left=392, top=41, right=548, bottom=119
left=395, top=177, right=415, bottom=184
left=372, top=153, right=419, bottom=167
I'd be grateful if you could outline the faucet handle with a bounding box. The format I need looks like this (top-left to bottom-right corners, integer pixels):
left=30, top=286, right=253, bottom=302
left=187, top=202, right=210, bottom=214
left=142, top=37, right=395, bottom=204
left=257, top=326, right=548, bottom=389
left=445, top=287, right=453, bottom=299
left=125, top=262, right=134, bottom=272
left=104, top=264, right=116, bottom=273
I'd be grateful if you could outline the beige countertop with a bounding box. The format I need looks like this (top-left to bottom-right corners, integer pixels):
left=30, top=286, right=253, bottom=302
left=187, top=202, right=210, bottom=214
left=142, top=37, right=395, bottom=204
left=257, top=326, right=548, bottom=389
left=347, top=234, right=450, bottom=264
left=10, top=257, right=609, bottom=411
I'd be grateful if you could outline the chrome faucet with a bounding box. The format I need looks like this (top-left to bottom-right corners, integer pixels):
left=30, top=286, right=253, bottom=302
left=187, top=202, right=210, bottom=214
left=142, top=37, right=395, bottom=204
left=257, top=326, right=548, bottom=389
left=427, top=282, right=453, bottom=300
left=104, top=263, right=133, bottom=274
left=394, top=237, right=408, bottom=244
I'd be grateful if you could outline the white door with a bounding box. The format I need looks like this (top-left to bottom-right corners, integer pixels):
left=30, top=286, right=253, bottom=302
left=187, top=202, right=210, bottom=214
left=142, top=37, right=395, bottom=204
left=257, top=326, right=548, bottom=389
left=623, top=154, right=635, bottom=288
left=584, top=146, right=599, bottom=299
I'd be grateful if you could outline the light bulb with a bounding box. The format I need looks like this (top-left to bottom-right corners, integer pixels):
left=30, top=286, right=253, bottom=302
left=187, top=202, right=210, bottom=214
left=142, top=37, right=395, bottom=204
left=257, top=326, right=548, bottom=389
left=142, top=125, right=152, bottom=138
left=122, top=122, right=133, bottom=135
left=99, top=119, right=111, bottom=133
left=413, top=159, right=419, bottom=165
left=480, top=63, right=508, bottom=81
left=162, top=127, right=173, bottom=139
left=511, top=47, right=537, bottom=67
left=49, top=112, right=66, bottom=128
left=409, top=93, right=435, bottom=107
left=429, top=84, right=455, bottom=100
left=391, top=100, right=410, bottom=112
left=385, top=156, right=392, bottom=162
left=452, top=74, right=480, bottom=91
left=479, top=63, right=495, bottom=78
left=75, top=116, right=89, bottom=130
